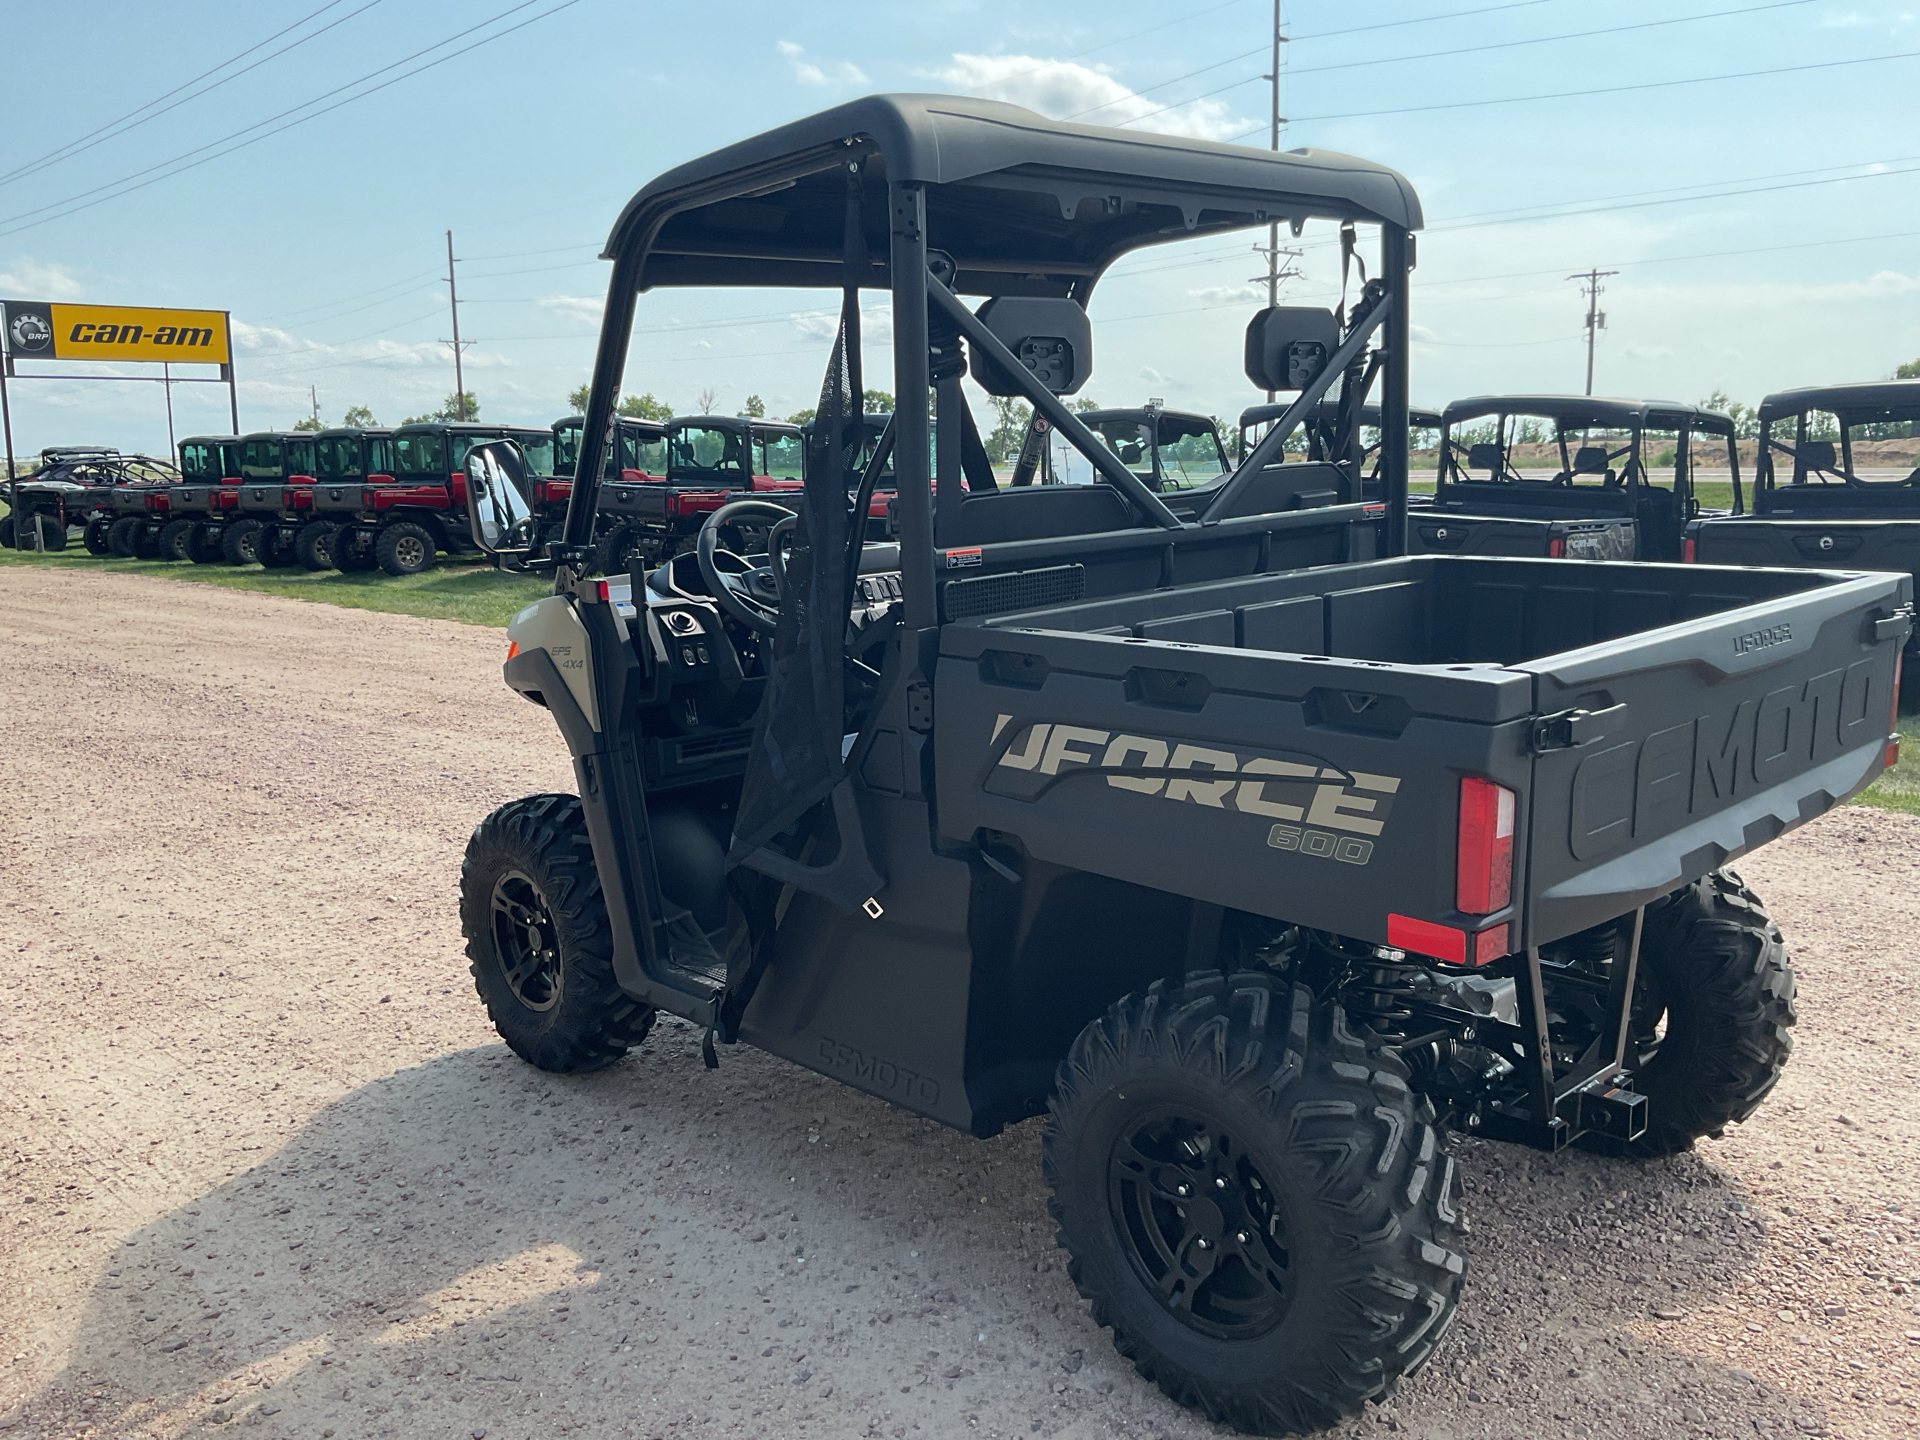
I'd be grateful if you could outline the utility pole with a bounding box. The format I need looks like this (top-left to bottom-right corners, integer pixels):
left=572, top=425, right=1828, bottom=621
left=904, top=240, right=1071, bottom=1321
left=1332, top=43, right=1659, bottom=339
left=309, top=384, right=320, bottom=427
left=1251, top=0, right=1300, bottom=403
left=441, top=229, right=473, bottom=420
left=1569, top=268, right=1618, bottom=397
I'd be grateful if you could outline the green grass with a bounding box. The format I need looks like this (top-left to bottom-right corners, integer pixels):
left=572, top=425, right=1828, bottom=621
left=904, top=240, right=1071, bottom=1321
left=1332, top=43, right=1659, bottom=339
left=1852, top=713, right=1920, bottom=816
left=0, top=543, right=548, bottom=628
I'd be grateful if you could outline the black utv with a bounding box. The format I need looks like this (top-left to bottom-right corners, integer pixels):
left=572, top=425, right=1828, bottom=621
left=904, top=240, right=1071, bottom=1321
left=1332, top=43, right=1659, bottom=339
left=305, top=427, right=397, bottom=571
left=1686, top=381, right=1920, bottom=696
left=449, top=96, right=1906, bottom=1437
left=234, top=432, right=319, bottom=568
left=168, top=436, right=246, bottom=564
left=1080, top=405, right=1233, bottom=503
left=3, top=446, right=122, bottom=551
left=1413, top=396, right=1739, bottom=562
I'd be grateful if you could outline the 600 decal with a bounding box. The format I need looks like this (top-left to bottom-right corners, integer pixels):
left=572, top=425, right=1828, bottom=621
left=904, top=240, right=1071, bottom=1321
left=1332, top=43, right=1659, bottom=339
left=1267, top=824, right=1374, bottom=865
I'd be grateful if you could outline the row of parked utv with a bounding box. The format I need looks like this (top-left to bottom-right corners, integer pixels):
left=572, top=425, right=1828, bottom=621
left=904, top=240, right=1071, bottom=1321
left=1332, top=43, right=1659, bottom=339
left=6, top=382, right=1916, bottom=602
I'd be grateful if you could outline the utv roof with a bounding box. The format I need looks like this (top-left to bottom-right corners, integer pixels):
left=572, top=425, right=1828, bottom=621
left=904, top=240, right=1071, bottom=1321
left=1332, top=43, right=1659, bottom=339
left=602, top=93, right=1421, bottom=295
left=1239, top=401, right=1442, bottom=430
left=239, top=430, right=317, bottom=442
left=314, top=426, right=391, bottom=438
left=671, top=415, right=802, bottom=434
left=1441, top=396, right=1735, bottom=431
left=177, top=435, right=241, bottom=446
left=554, top=413, right=669, bottom=433
left=1758, top=380, right=1920, bottom=424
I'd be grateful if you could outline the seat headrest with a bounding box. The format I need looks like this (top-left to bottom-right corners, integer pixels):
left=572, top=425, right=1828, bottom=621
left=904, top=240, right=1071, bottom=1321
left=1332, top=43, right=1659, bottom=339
left=1466, top=442, right=1504, bottom=473
left=1572, top=445, right=1610, bottom=475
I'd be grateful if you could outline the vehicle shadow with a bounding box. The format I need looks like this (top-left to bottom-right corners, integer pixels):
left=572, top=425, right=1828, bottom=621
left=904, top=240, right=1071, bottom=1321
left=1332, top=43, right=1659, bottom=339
left=14, top=1019, right=1831, bottom=1440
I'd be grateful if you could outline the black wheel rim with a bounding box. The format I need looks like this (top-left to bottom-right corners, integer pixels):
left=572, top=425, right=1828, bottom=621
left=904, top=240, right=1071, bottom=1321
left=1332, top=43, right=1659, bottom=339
left=1108, top=1107, right=1293, bottom=1340
left=490, top=869, right=562, bottom=1012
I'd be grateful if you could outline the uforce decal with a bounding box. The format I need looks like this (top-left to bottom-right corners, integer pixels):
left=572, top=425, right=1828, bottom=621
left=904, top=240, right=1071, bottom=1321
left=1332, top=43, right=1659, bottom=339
left=1732, top=622, right=1792, bottom=656
left=985, top=715, right=1401, bottom=862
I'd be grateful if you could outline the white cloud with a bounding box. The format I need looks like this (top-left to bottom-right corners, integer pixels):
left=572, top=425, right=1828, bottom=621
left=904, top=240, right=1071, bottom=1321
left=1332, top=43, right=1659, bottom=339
left=537, top=294, right=601, bottom=324
left=232, top=319, right=503, bottom=375
left=931, top=54, right=1250, bottom=143
left=1139, top=366, right=1169, bottom=386
left=778, top=40, right=867, bottom=87
left=1189, top=283, right=1266, bottom=306
left=0, top=257, right=83, bottom=300
left=789, top=301, right=893, bottom=343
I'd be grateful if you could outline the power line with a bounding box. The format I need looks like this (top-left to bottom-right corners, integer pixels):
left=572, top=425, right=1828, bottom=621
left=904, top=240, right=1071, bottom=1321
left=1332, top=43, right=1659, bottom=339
left=0, top=0, right=365, bottom=189
left=0, top=0, right=579, bottom=239
left=1084, top=0, right=1814, bottom=131
left=1269, top=48, right=1920, bottom=127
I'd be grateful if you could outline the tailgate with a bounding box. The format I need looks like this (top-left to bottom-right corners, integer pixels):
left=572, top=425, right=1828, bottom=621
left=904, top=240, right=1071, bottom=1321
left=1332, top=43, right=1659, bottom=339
left=1520, top=566, right=1911, bottom=945
left=1410, top=514, right=1635, bottom=560
left=1693, top=517, right=1920, bottom=585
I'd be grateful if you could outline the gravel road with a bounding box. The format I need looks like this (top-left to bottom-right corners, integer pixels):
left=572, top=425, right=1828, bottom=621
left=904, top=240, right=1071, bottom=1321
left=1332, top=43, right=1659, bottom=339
left=2, top=564, right=1918, bottom=1440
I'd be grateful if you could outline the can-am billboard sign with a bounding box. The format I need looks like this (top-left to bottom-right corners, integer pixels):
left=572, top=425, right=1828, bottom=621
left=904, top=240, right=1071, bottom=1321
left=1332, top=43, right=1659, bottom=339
left=2, top=300, right=231, bottom=365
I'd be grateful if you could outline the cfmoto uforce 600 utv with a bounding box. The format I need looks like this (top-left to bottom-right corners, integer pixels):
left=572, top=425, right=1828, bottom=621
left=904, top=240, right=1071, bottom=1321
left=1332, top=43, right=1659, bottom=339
left=454, top=96, right=1907, bottom=1436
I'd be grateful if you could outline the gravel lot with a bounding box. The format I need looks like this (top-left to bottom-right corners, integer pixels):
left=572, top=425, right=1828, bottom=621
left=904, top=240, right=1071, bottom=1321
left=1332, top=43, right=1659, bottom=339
left=2, top=564, right=1918, bottom=1440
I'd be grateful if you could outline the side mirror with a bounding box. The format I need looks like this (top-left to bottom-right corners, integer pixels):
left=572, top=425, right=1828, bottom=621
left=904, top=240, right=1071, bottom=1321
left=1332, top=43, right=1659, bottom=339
left=465, top=441, right=537, bottom=561
left=1244, top=306, right=1339, bottom=392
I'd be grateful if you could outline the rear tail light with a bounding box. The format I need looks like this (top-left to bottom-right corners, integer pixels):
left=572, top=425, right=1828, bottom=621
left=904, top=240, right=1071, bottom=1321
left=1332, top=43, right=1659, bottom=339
left=1456, top=776, right=1516, bottom=914
left=362, top=487, right=378, bottom=507
left=1546, top=537, right=1566, bottom=558
left=281, top=487, right=294, bottom=506
left=1682, top=536, right=1697, bottom=563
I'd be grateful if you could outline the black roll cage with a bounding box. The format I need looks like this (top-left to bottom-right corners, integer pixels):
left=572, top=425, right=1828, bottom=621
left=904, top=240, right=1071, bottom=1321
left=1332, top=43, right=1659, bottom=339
left=557, top=96, right=1422, bottom=616
left=1755, top=382, right=1920, bottom=496
left=1436, top=397, right=1739, bottom=514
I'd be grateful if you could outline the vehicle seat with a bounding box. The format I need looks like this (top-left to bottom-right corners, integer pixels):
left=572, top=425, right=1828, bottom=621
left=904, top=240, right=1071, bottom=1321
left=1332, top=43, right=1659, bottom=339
left=940, top=484, right=1136, bottom=546
left=1207, top=461, right=1352, bottom=520
left=1570, top=445, right=1614, bottom=486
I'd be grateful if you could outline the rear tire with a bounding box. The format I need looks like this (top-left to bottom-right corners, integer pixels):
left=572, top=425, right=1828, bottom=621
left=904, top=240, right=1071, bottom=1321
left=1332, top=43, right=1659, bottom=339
left=1046, top=974, right=1466, bottom=1437
left=157, top=518, right=196, bottom=562
left=108, top=517, right=143, bottom=557
left=187, top=523, right=225, bottom=563
left=256, top=523, right=299, bottom=569
left=1582, top=870, right=1795, bottom=1159
left=84, top=518, right=114, bottom=555
left=376, top=520, right=437, bottom=576
left=460, top=793, right=656, bottom=1072
left=220, top=518, right=263, bottom=566
left=332, top=524, right=378, bottom=572
left=294, top=520, right=339, bottom=571
left=132, top=522, right=164, bottom=559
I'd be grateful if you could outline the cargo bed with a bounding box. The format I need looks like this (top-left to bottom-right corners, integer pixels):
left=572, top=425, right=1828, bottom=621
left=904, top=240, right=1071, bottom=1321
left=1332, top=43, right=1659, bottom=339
left=936, top=555, right=1910, bottom=958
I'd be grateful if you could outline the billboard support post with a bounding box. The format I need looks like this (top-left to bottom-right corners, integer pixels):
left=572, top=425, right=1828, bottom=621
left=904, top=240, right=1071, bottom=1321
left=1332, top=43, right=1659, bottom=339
left=2, top=352, right=16, bottom=548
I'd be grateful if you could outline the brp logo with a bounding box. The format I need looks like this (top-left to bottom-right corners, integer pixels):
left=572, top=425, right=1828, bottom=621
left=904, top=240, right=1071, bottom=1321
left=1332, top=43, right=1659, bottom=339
left=7, top=308, right=52, bottom=353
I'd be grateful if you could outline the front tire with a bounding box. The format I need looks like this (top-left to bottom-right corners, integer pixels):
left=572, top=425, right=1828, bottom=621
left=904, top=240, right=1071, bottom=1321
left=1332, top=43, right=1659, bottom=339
left=294, top=520, right=339, bottom=571
left=187, top=523, right=225, bottom=563
left=220, top=518, right=263, bottom=565
left=157, top=518, right=196, bottom=561
left=376, top=520, right=437, bottom=576
left=1585, top=870, right=1795, bottom=1158
left=108, top=517, right=142, bottom=557
left=84, top=517, right=114, bottom=555
left=1046, top=974, right=1465, bottom=1437
left=460, top=793, right=656, bottom=1073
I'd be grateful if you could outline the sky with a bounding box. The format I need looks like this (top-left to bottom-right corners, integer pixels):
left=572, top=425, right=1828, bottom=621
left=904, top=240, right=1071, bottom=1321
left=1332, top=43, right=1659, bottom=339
left=0, top=0, right=1915, bottom=459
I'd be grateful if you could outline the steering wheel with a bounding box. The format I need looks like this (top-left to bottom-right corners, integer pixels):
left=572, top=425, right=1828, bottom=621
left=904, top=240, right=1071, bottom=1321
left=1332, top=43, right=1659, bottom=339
left=696, top=498, right=794, bottom=636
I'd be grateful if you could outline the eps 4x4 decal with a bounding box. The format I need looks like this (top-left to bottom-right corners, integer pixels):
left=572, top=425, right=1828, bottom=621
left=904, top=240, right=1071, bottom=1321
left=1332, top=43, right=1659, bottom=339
left=983, top=714, right=1401, bottom=865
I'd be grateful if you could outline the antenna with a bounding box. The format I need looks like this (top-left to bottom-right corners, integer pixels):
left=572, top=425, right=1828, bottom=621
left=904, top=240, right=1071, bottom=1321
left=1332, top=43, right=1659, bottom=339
left=1568, top=268, right=1619, bottom=397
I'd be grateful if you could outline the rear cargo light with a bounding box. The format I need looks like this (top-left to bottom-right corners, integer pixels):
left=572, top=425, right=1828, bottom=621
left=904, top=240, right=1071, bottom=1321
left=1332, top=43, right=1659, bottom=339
left=1456, top=776, right=1515, bottom=914
left=1682, top=536, right=1696, bottom=563
left=1473, top=924, right=1511, bottom=966
left=1546, top=537, right=1566, bottom=558
left=1387, top=914, right=1464, bottom=965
